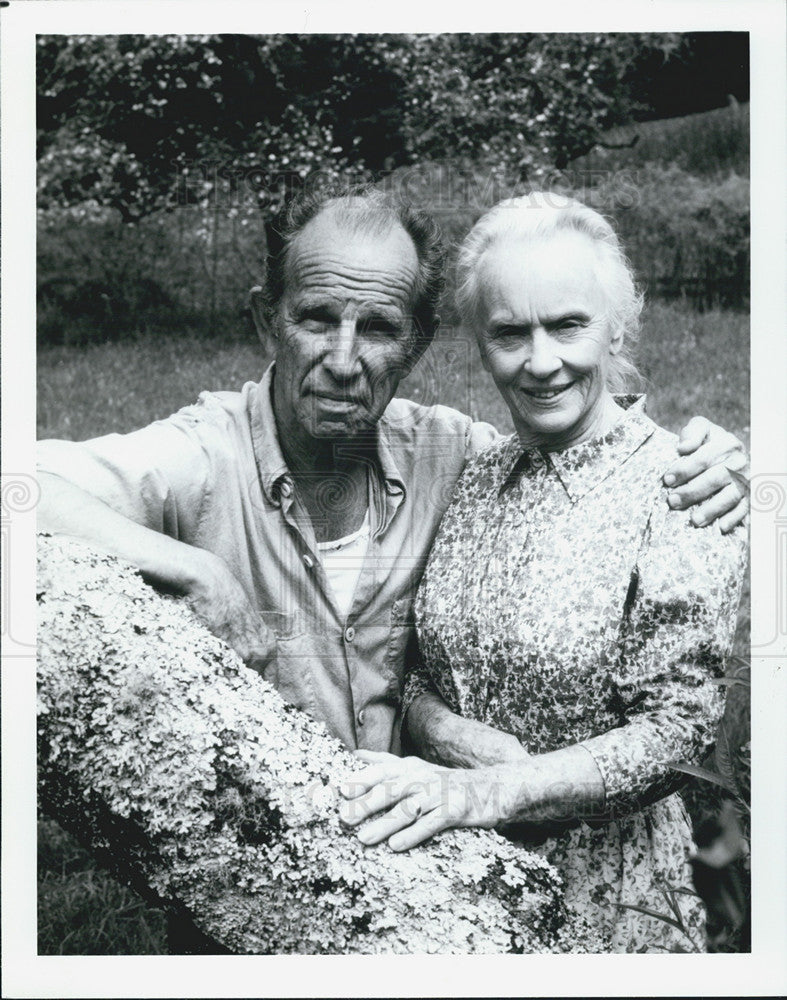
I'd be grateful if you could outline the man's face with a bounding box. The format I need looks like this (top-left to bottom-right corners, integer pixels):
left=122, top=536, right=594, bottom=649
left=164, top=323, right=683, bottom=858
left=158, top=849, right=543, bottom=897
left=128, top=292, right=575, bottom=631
left=272, top=211, right=422, bottom=442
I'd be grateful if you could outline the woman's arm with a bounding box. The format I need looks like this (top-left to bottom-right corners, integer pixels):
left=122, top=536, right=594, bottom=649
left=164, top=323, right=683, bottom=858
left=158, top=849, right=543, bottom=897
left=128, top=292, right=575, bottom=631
left=575, top=499, right=748, bottom=818
left=400, top=647, right=528, bottom=768
left=342, top=502, right=748, bottom=849
left=339, top=745, right=605, bottom=852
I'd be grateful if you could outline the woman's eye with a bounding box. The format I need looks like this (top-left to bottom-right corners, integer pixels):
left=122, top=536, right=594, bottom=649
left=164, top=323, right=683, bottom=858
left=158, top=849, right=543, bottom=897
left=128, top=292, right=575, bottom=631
left=555, top=319, right=585, bottom=334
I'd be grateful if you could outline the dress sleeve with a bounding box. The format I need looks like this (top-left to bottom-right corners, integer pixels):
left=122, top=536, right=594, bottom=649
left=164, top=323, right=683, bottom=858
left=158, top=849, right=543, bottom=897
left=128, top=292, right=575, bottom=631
left=36, top=398, right=219, bottom=541
left=401, top=656, right=438, bottom=723
left=579, top=495, right=748, bottom=818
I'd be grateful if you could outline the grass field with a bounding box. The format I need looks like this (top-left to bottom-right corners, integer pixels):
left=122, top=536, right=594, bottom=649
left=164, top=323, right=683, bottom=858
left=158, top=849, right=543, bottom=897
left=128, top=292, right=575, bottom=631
left=37, top=301, right=750, bottom=446
left=569, top=102, right=749, bottom=179
left=37, top=298, right=750, bottom=954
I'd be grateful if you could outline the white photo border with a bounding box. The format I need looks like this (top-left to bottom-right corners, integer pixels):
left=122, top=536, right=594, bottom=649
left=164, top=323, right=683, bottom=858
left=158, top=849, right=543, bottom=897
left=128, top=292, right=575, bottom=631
left=3, top=1, right=785, bottom=996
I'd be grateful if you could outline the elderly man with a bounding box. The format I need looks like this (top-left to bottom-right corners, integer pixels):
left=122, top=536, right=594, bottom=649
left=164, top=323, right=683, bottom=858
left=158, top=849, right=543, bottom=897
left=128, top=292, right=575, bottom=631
left=38, top=185, right=747, bottom=759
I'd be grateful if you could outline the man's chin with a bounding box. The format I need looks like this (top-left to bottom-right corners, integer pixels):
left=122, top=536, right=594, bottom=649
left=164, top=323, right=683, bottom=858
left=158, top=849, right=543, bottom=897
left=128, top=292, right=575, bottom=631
left=308, top=415, right=375, bottom=440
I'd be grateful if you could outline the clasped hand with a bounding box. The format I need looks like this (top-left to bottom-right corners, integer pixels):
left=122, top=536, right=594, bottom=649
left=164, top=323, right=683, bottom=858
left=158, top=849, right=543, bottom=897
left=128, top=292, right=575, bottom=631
left=338, top=750, right=507, bottom=852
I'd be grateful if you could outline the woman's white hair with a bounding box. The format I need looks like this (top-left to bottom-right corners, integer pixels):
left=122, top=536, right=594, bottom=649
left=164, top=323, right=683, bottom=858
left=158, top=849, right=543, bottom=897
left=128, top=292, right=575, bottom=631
left=455, top=192, right=644, bottom=392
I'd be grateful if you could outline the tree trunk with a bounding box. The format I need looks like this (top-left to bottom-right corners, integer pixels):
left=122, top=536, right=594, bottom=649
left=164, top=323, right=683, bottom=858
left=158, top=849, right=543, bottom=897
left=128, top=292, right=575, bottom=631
left=37, top=534, right=591, bottom=954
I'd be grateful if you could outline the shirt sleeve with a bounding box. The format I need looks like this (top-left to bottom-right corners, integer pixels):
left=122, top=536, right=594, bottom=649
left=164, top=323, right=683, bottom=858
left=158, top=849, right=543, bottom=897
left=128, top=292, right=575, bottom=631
left=579, top=497, right=748, bottom=819
left=36, top=397, right=221, bottom=541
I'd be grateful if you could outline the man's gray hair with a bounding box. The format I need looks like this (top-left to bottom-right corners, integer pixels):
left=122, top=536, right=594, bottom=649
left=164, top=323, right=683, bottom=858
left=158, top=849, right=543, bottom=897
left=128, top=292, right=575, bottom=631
left=262, top=183, right=445, bottom=350
left=455, top=192, right=644, bottom=392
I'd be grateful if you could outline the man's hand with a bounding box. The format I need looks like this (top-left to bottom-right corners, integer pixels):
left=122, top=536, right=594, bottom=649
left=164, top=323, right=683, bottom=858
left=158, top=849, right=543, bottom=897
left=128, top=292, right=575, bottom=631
left=663, top=416, right=749, bottom=532
left=38, top=472, right=275, bottom=671
left=184, top=553, right=276, bottom=673
left=339, top=750, right=505, bottom=852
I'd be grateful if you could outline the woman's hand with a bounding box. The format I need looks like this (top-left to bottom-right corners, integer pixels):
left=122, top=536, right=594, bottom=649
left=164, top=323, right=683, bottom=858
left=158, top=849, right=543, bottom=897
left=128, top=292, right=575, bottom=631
left=338, top=750, right=506, bottom=851
left=664, top=416, right=749, bottom=532
left=339, top=745, right=607, bottom=852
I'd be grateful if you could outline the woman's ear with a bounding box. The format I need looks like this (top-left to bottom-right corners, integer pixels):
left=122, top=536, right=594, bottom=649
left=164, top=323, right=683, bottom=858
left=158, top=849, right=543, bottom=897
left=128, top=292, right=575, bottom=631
left=608, top=322, right=625, bottom=357
left=249, top=287, right=275, bottom=348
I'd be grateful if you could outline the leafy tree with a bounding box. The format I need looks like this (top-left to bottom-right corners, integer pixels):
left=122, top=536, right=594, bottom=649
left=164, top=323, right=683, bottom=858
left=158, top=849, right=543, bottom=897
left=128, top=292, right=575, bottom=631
left=37, top=33, right=684, bottom=220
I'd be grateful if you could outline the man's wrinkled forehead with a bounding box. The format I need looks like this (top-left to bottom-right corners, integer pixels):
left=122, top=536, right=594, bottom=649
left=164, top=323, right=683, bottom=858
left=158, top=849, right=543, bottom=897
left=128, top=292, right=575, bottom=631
left=282, top=202, right=420, bottom=310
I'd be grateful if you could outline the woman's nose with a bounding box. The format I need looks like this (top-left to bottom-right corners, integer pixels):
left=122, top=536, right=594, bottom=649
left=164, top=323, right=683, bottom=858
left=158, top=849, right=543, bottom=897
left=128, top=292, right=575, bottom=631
left=526, top=329, right=562, bottom=378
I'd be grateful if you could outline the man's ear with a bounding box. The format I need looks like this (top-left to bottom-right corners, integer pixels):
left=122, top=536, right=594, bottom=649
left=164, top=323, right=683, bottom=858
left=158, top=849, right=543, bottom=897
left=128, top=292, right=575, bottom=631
left=249, top=287, right=276, bottom=349
left=474, top=332, right=491, bottom=373
left=402, top=318, right=438, bottom=377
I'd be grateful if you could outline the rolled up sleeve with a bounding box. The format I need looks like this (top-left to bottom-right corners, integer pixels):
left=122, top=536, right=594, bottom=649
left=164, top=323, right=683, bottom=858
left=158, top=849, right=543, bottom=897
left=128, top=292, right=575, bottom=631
left=36, top=402, right=217, bottom=540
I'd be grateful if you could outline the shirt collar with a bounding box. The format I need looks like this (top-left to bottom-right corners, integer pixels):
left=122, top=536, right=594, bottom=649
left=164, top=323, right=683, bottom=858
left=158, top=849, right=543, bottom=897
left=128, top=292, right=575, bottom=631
left=496, top=395, right=656, bottom=503
left=250, top=362, right=407, bottom=506
left=250, top=363, right=292, bottom=504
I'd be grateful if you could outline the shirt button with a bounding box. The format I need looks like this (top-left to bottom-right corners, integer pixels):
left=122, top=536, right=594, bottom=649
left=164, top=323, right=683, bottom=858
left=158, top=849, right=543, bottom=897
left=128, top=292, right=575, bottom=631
left=302, top=554, right=315, bottom=569
left=357, top=708, right=366, bottom=726
left=344, top=625, right=356, bottom=643
left=279, top=480, right=292, bottom=498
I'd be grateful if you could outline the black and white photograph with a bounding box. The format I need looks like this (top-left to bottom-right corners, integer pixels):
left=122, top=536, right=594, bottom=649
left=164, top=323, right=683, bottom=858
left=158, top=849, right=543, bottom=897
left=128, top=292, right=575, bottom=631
left=2, top=1, right=786, bottom=996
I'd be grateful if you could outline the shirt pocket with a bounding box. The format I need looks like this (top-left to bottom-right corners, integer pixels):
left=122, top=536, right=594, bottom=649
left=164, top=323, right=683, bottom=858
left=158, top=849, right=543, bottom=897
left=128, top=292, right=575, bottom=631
left=258, top=611, right=315, bottom=716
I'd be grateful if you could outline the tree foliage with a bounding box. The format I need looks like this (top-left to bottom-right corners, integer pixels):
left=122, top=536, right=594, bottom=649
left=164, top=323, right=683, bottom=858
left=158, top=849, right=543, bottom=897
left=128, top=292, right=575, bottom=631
left=38, top=32, right=683, bottom=220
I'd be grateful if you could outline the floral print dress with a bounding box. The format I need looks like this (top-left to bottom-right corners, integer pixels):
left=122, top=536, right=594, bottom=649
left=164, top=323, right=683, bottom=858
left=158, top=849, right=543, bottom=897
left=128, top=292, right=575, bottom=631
left=404, top=397, right=747, bottom=953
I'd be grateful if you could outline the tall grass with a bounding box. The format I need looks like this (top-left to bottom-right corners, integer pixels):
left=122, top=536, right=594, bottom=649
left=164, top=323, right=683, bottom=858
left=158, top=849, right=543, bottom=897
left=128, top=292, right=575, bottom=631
left=569, top=102, right=750, bottom=179
left=38, top=301, right=751, bottom=447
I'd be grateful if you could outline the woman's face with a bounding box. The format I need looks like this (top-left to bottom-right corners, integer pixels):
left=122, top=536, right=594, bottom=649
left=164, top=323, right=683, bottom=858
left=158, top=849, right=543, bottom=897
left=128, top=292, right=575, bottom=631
left=473, top=231, right=623, bottom=450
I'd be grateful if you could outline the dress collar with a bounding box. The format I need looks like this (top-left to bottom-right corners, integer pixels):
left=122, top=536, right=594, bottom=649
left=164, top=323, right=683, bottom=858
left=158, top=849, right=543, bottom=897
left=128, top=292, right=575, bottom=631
left=496, top=395, right=657, bottom=503
left=250, top=363, right=406, bottom=505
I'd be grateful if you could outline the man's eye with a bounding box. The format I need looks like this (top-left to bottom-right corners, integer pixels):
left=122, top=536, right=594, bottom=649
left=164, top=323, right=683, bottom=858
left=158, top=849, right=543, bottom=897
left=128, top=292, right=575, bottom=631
left=360, top=318, right=400, bottom=336
left=299, top=310, right=335, bottom=330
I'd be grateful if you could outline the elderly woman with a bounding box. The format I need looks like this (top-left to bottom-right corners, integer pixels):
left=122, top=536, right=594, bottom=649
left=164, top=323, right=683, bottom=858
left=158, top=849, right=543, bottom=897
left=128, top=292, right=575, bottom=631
left=339, top=193, right=748, bottom=952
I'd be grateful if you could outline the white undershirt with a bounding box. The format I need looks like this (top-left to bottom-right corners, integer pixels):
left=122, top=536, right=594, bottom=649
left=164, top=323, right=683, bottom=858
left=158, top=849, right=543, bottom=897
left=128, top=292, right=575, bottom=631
left=316, top=510, right=371, bottom=621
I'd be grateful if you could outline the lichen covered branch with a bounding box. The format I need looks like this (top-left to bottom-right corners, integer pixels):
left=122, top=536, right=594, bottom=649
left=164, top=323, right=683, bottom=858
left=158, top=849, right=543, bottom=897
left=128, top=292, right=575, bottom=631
left=37, top=534, right=595, bottom=953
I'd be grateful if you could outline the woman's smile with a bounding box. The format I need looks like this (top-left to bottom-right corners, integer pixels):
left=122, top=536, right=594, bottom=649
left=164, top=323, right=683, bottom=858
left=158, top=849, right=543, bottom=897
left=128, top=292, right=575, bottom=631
left=520, top=382, right=576, bottom=402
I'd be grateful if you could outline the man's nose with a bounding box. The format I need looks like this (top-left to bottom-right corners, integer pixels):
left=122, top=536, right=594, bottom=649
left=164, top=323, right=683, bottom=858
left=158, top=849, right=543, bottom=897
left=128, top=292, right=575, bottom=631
left=323, top=318, right=361, bottom=380
left=526, top=329, right=562, bottom=378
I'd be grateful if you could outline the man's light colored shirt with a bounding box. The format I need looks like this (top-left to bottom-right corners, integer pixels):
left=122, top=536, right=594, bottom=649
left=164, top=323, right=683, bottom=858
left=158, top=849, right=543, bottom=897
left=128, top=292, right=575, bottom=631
left=37, top=364, right=498, bottom=752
